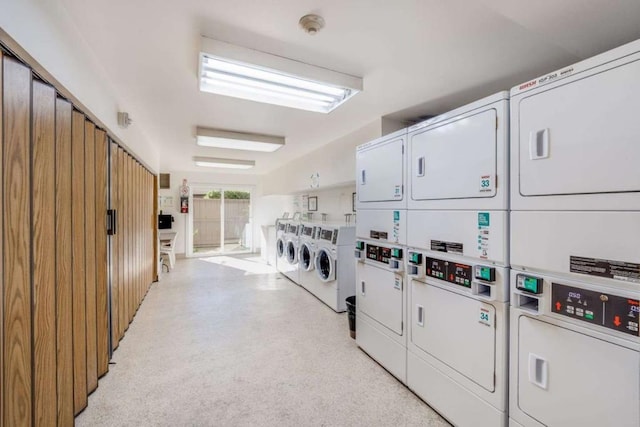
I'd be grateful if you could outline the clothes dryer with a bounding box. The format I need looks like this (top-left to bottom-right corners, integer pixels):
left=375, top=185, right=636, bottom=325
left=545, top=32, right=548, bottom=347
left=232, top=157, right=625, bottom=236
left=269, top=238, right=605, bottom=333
left=355, top=128, right=409, bottom=383
left=509, top=39, right=640, bottom=426
left=308, top=225, right=355, bottom=312
left=405, top=92, right=510, bottom=426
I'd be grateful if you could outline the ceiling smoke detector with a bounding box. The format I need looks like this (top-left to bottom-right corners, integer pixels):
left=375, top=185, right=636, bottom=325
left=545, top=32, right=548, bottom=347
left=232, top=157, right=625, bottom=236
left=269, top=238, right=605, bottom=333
left=299, top=14, right=325, bottom=35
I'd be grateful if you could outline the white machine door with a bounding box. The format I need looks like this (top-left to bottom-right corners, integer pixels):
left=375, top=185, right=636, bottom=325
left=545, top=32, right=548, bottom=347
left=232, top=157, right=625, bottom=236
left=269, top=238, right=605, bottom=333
left=357, top=262, right=403, bottom=336
left=410, top=109, right=497, bottom=201
left=357, top=138, right=404, bottom=203
left=299, top=243, right=314, bottom=271
left=517, top=316, right=640, bottom=427
left=286, top=241, right=298, bottom=264
left=518, top=59, right=640, bottom=197
left=411, top=280, right=496, bottom=391
left=276, top=238, right=285, bottom=258
left=315, top=248, right=335, bottom=282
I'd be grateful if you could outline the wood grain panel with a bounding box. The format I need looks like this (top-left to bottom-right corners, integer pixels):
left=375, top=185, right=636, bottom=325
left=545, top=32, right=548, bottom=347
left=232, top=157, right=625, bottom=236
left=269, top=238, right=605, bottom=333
left=118, top=148, right=125, bottom=339
left=95, top=130, right=109, bottom=378
left=54, top=97, right=74, bottom=427
left=84, top=121, right=98, bottom=394
left=71, top=110, right=87, bottom=414
left=0, top=49, right=4, bottom=427
left=32, top=79, right=57, bottom=427
left=3, top=56, right=33, bottom=427
left=110, top=142, right=120, bottom=350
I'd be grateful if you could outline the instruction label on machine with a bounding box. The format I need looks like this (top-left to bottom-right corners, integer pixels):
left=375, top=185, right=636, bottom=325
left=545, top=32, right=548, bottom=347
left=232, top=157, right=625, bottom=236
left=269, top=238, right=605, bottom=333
left=570, top=256, right=640, bottom=284
left=430, top=240, right=463, bottom=254
left=477, top=212, right=490, bottom=259
left=478, top=307, right=493, bottom=327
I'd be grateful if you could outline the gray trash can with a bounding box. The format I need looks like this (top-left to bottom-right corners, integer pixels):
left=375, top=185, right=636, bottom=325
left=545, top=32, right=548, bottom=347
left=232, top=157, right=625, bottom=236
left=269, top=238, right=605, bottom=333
left=346, top=296, right=356, bottom=339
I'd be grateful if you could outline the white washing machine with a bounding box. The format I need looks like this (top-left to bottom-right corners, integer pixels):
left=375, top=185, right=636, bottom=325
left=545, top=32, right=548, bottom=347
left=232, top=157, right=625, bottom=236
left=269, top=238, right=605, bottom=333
left=355, top=128, right=409, bottom=383
left=309, top=224, right=355, bottom=312
left=509, top=39, right=640, bottom=426
left=275, top=219, right=287, bottom=275
left=405, top=92, right=510, bottom=427
left=298, top=222, right=320, bottom=292
left=281, top=220, right=300, bottom=285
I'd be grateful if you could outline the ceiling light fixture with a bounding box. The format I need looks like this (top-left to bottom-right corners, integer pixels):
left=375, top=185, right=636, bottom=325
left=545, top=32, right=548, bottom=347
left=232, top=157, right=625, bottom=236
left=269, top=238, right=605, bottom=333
left=199, top=37, right=362, bottom=113
left=196, top=127, right=285, bottom=152
left=193, top=156, right=255, bottom=169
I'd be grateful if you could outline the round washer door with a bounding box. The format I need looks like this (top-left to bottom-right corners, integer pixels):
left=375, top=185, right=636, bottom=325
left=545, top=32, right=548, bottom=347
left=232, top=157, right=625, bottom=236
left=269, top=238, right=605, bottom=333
left=286, top=240, right=298, bottom=264
left=276, top=238, right=285, bottom=258
left=299, top=243, right=314, bottom=271
left=315, top=248, right=335, bottom=282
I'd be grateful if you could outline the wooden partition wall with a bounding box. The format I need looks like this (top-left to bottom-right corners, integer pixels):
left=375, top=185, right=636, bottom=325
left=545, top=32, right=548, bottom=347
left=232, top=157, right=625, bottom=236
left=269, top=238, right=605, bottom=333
left=1, top=50, right=157, bottom=426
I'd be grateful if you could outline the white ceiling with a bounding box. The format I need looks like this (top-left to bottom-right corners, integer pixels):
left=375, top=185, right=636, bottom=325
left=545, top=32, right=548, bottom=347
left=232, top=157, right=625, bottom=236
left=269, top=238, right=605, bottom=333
left=59, top=0, right=640, bottom=175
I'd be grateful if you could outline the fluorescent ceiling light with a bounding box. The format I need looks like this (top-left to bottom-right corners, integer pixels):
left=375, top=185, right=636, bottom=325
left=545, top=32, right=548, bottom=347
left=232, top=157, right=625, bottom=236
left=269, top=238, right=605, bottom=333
left=193, top=156, right=255, bottom=169
left=199, top=37, right=362, bottom=113
left=196, top=127, right=285, bottom=152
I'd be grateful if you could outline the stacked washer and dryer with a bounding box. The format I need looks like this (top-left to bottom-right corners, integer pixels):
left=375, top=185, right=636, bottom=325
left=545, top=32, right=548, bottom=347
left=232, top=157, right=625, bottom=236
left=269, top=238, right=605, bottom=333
left=352, top=39, right=640, bottom=427
left=405, top=93, right=510, bottom=426
left=508, top=40, right=640, bottom=427
left=354, top=128, right=408, bottom=382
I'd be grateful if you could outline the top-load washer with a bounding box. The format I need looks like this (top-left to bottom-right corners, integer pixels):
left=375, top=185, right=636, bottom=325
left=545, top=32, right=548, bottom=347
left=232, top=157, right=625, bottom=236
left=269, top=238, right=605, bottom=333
left=298, top=222, right=320, bottom=292
left=404, top=92, right=510, bottom=427
left=355, top=128, right=409, bottom=383
left=281, top=220, right=300, bottom=285
left=275, top=219, right=287, bottom=275
left=309, top=224, right=355, bottom=312
left=508, top=39, right=640, bottom=427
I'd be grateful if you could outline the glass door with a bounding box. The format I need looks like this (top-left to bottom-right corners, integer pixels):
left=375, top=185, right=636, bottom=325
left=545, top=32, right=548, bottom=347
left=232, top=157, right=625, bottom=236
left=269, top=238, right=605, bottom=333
left=191, top=187, right=252, bottom=255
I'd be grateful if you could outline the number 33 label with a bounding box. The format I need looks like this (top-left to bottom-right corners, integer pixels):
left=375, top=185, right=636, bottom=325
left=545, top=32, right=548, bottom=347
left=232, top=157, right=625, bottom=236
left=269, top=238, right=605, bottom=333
left=479, top=307, right=493, bottom=326
left=479, top=175, right=494, bottom=193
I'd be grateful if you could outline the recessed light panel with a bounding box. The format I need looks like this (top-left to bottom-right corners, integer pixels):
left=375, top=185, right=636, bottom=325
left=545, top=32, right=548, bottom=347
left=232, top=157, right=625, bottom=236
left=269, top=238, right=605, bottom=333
left=196, top=127, right=285, bottom=152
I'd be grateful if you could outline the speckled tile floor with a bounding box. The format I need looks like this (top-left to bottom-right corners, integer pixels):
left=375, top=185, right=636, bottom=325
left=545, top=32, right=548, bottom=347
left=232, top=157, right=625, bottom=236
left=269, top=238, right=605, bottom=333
left=77, top=256, right=450, bottom=427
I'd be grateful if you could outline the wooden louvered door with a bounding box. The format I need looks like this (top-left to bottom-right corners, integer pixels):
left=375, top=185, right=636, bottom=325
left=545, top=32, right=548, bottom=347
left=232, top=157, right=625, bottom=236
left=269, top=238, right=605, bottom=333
left=84, top=121, right=98, bottom=394
left=32, top=78, right=57, bottom=426
left=55, top=96, right=74, bottom=426
left=71, top=109, right=88, bottom=415
left=3, top=52, right=33, bottom=427
left=95, top=130, right=109, bottom=378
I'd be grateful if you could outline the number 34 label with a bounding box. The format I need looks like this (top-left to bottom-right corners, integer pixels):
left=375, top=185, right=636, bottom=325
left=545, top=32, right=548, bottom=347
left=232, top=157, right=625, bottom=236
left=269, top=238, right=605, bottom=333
left=479, top=307, right=493, bottom=327
left=479, top=175, right=494, bottom=193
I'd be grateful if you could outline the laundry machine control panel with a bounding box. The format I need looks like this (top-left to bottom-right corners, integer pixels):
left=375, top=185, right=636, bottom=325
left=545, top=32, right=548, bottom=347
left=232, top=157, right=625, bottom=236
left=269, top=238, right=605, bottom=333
left=425, top=257, right=473, bottom=288
left=301, top=226, right=314, bottom=237
left=277, top=223, right=286, bottom=232
left=551, top=283, right=640, bottom=337
left=287, top=224, right=299, bottom=235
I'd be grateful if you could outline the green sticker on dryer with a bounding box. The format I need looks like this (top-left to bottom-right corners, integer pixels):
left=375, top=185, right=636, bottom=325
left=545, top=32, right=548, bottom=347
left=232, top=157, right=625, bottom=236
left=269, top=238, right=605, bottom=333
left=478, top=212, right=490, bottom=227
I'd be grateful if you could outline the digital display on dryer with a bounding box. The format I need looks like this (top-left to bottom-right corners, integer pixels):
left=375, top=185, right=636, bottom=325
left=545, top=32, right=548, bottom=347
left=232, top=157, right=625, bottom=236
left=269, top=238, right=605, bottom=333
left=320, top=229, right=333, bottom=241
left=366, top=244, right=391, bottom=264
left=277, top=223, right=286, bottom=231
left=287, top=224, right=299, bottom=234
left=302, top=226, right=314, bottom=237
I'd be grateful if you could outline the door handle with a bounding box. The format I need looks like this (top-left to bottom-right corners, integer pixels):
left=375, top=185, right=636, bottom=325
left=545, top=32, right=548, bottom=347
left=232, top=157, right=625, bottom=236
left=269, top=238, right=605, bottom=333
left=417, top=156, right=425, bottom=177
left=360, top=169, right=366, bottom=185
left=529, top=129, right=549, bottom=160
left=361, top=281, right=366, bottom=295
left=417, top=305, right=424, bottom=326
left=528, top=353, right=548, bottom=390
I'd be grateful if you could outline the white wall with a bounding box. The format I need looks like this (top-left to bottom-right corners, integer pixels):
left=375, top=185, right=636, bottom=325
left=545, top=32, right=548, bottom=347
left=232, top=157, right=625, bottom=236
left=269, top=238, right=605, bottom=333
left=261, top=118, right=403, bottom=195
left=291, top=185, right=356, bottom=224
left=0, top=0, right=159, bottom=171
